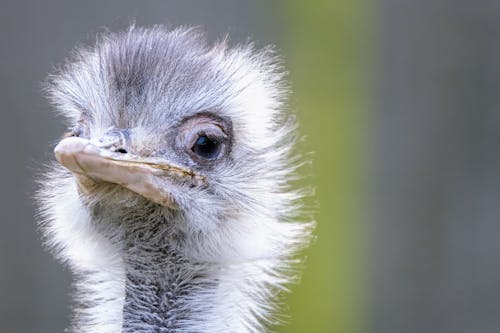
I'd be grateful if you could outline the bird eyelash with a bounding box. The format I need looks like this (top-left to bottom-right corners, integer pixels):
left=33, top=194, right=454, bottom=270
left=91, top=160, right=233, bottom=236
left=196, top=131, right=225, bottom=143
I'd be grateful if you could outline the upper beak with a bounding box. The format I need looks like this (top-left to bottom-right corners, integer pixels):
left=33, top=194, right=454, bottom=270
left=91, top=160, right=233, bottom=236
left=54, top=136, right=204, bottom=208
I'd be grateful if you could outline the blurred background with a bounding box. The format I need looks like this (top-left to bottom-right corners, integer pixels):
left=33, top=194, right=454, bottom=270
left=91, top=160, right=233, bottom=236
left=1, top=0, right=499, bottom=332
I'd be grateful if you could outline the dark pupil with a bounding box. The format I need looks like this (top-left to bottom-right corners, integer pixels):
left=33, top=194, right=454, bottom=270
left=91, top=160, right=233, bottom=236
left=192, top=135, right=220, bottom=159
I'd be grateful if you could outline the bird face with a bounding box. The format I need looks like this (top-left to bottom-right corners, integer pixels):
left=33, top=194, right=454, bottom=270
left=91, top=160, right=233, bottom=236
left=47, top=27, right=292, bottom=235
left=54, top=112, right=231, bottom=209
left=53, top=109, right=239, bottom=233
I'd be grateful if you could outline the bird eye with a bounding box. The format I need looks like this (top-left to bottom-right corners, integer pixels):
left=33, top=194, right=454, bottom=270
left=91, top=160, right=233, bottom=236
left=177, top=113, right=231, bottom=165
left=63, top=127, right=82, bottom=138
left=191, top=135, right=221, bottom=160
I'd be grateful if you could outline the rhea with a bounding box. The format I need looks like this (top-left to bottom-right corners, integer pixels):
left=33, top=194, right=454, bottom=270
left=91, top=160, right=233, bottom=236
left=37, top=26, right=312, bottom=332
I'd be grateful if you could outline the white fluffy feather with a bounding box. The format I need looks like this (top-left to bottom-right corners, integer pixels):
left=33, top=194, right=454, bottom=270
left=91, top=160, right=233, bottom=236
left=37, top=25, right=313, bottom=332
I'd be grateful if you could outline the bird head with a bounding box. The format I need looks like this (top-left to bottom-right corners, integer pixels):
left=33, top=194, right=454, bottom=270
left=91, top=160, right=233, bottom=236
left=45, top=26, right=307, bottom=262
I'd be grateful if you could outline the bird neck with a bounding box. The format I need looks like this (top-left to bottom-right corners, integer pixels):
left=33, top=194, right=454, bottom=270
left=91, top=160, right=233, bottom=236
left=45, top=181, right=296, bottom=333
left=119, top=223, right=218, bottom=332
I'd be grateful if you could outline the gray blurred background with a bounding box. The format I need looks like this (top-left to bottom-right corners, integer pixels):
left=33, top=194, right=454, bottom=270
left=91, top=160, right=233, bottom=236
left=372, top=1, right=500, bottom=332
left=1, top=0, right=500, bottom=332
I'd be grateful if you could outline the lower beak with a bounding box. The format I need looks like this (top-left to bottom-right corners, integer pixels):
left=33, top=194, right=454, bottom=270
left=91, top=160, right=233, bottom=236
left=54, top=137, right=203, bottom=208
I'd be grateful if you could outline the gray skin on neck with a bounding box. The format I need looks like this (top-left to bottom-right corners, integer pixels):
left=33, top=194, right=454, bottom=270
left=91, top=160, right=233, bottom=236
left=89, top=201, right=217, bottom=332
left=121, top=220, right=214, bottom=332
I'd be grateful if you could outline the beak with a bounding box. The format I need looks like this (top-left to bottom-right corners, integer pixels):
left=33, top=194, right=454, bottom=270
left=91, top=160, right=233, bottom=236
left=54, top=137, right=204, bottom=208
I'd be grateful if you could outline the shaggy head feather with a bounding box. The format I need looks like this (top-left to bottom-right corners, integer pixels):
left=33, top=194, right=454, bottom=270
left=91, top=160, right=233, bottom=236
left=37, top=25, right=313, bottom=333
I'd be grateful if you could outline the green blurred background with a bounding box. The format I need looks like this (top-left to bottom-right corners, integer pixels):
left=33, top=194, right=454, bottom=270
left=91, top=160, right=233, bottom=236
left=283, top=1, right=370, bottom=332
left=2, top=1, right=500, bottom=332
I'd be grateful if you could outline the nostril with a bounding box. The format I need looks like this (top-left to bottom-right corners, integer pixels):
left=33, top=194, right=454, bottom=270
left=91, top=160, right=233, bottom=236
left=115, top=148, right=128, bottom=154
